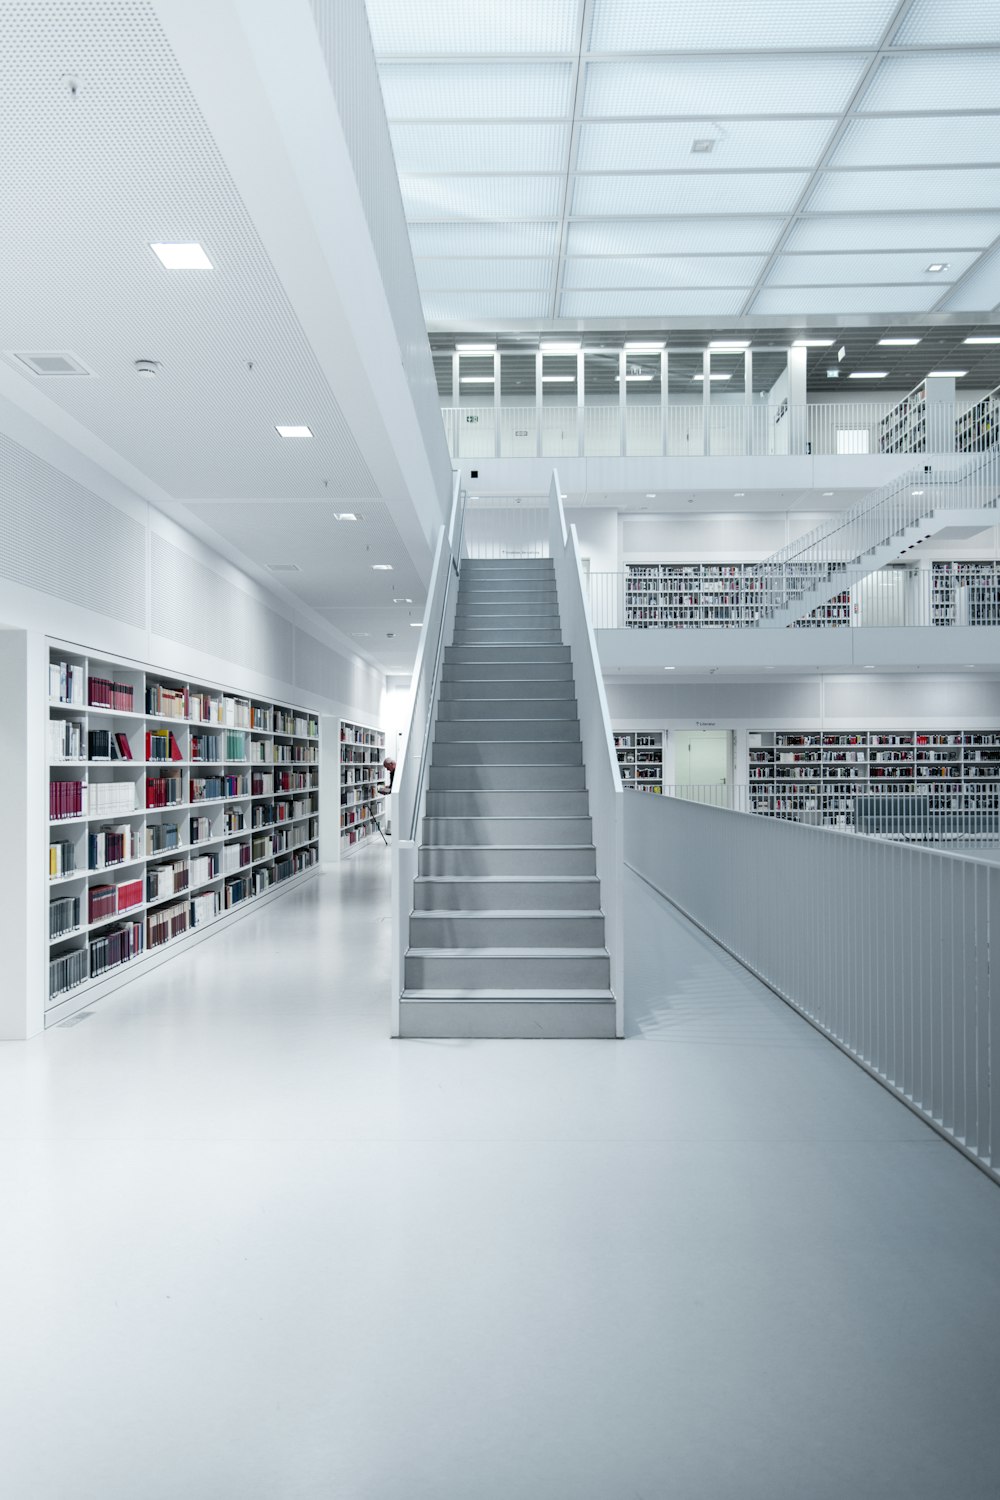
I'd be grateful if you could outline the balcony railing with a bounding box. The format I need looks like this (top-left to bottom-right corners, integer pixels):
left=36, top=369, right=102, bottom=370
left=440, top=401, right=979, bottom=461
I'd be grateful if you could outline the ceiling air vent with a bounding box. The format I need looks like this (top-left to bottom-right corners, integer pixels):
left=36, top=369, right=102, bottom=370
left=267, top=563, right=301, bottom=574
left=12, top=351, right=95, bottom=377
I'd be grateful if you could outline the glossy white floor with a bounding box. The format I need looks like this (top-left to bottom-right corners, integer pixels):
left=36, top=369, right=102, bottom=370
left=3, top=846, right=1000, bottom=1500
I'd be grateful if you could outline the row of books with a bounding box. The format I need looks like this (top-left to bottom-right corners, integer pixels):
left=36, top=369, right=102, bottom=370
left=146, top=683, right=188, bottom=719
left=49, top=718, right=84, bottom=761
left=147, top=861, right=188, bottom=901
left=91, top=824, right=134, bottom=869
left=90, top=919, right=144, bottom=979
left=222, top=842, right=250, bottom=873
left=276, top=710, right=317, bottom=737
left=50, top=895, right=81, bottom=939
left=50, top=660, right=85, bottom=706
left=146, top=775, right=184, bottom=809
left=90, top=729, right=133, bottom=761
left=148, top=900, right=188, bottom=950
left=50, top=780, right=84, bottom=820
left=49, top=947, right=87, bottom=998
left=89, top=878, right=144, bottom=923
left=190, top=853, right=219, bottom=886
left=190, top=731, right=248, bottom=761
left=89, top=676, right=134, bottom=712
left=192, top=774, right=248, bottom=801
left=49, top=840, right=77, bottom=878
left=147, top=729, right=183, bottom=762
left=89, top=781, right=136, bottom=816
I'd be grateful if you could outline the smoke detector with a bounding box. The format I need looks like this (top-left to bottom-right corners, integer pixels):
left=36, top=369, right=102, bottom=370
left=134, top=359, right=160, bottom=378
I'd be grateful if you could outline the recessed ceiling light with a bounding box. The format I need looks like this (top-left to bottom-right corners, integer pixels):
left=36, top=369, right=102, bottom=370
left=827, top=369, right=840, bottom=377
left=691, top=138, right=715, bottom=153
left=848, top=372, right=888, bottom=379
left=371, top=563, right=393, bottom=571
left=334, top=512, right=358, bottom=521
left=879, top=337, right=922, bottom=346
left=793, top=339, right=834, bottom=347
left=276, top=424, right=312, bottom=437
left=540, top=340, right=580, bottom=353
left=863, top=665, right=875, bottom=670
left=926, top=263, right=948, bottom=273
left=693, top=372, right=731, bottom=380
left=929, top=369, right=967, bottom=377
left=734, top=491, right=745, bottom=497
left=625, top=341, right=665, bottom=351
left=709, top=340, right=749, bottom=350
left=837, top=345, right=846, bottom=362
left=645, top=493, right=656, bottom=499
left=822, top=491, right=834, bottom=496
left=410, top=621, right=422, bottom=628
left=150, top=241, right=212, bottom=270
left=456, top=342, right=496, bottom=353
left=663, top=666, right=676, bottom=671
left=911, top=490, right=924, bottom=496
left=393, top=597, right=413, bottom=603
left=964, top=336, right=1000, bottom=345
left=352, top=631, right=370, bottom=637
left=615, top=373, right=654, bottom=381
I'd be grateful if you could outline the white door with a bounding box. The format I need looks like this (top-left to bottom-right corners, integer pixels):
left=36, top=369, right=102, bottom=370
left=674, top=731, right=731, bottom=805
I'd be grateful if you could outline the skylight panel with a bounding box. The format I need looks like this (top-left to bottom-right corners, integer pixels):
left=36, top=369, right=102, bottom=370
left=376, top=62, right=575, bottom=119
left=560, top=290, right=749, bottom=317
left=562, top=255, right=766, bottom=289
left=400, top=175, right=563, bottom=220
left=751, top=286, right=946, bottom=314
left=859, top=55, right=1000, bottom=113
left=365, top=0, right=579, bottom=53
left=390, top=122, right=568, bottom=174
left=831, top=116, right=1000, bottom=169
left=567, top=219, right=784, bottom=255
left=891, top=0, right=1000, bottom=45
left=784, top=213, right=1000, bottom=253
left=416, top=259, right=552, bottom=291
left=588, top=0, right=899, bottom=51
left=409, top=222, right=561, bottom=256
left=583, top=56, right=867, bottom=118
left=765, top=251, right=977, bottom=286
left=807, top=169, right=1000, bottom=213
left=572, top=172, right=809, bottom=217
left=576, top=120, right=834, bottom=173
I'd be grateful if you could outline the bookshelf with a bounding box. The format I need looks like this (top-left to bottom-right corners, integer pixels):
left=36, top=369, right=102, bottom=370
left=614, top=730, right=663, bottom=793
left=340, top=719, right=386, bottom=855
left=624, top=563, right=851, bottom=629
left=878, top=383, right=928, bottom=454
left=748, top=728, right=1000, bottom=832
left=931, top=560, right=1000, bottom=626
left=47, top=642, right=320, bottom=1022
left=956, top=384, right=1000, bottom=453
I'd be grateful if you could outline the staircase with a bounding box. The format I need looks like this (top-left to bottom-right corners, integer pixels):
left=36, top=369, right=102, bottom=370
left=757, top=463, right=999, bottom=628
left=398, top=557, right=616, bottom=1040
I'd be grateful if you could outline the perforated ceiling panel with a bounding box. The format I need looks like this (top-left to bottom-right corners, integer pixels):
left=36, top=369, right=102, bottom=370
left=0, top=0, right=375, bottom=501
left=0, top=432, right=145, bottom=627
left=151, top=534, right=294, bottom=680
left=367, top=0, right=1000, bottom=327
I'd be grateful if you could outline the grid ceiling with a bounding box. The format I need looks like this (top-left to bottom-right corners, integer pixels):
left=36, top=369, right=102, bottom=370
left=366, top=0, right=1000, bottom=327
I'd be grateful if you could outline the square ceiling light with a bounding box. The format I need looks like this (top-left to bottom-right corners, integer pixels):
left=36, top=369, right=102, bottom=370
left=275, top=425, right=312, bottom=438
left=365, top=0, right=579, bottom=52
left=150, top=241, right=212, bottom=270
left=377, top=61, right=575, bottom=119
left=588, top=0, right=898, bottom=50
left=583, top=56, right=867, bottom=118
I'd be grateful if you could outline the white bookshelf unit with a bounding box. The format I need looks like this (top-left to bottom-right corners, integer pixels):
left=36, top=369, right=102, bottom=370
left=879, top=382, right=928, bottom=454
left=614, top=730, right=663, bottom=792
left=956, top=383, right=1000, bottom=453
left=931, top=560, right=1000, bottom=626
left=339, top=719, right=386, bottom=855
left=47, top=642, right=320, bottom=1023
left=748, top=728, right=1000, bottom=834
left=624, top=563, right=851, bottom=629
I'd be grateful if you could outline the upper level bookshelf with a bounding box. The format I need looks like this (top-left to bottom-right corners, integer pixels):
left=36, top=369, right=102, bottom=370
left=340, top=719, right=386, bottom=855
left=624, top=563, right=851, bottom=630
left=931, top=560, right=1000, bottom=626
left=46, top=643, right=320, bottom=1021
left=878, top=382, right=928, bottom=454
left=614, top=730, right=663, bottom=793
left=956, top=384, right=1000, bottom=453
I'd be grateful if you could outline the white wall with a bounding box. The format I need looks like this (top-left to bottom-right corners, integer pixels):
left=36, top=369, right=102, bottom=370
left=566, top=507, right=619, bottom=573
left=620, top=510, right=837, bottom=562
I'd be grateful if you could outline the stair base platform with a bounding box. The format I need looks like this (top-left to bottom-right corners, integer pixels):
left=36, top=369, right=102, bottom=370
left=398, top=990, right=617, bottom=1039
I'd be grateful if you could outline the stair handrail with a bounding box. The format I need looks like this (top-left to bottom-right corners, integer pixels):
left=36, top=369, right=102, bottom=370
left=548, top=470, right=625, bottom=1036
left=390, top=471, right=465, bottom=1033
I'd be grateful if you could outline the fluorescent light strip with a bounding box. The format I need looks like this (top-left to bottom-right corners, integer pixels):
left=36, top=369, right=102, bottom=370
left=540, top=341, right=580, bottom=353
left=460, top=375, right=495, bottom=383
left=709, top=340, right=750, bottom=349
left=150, top=241, right=212, bottom=270
left=275, top=424, right=313, bottom=437
left=371, top=564, right=393, bottom=571
left=964, top=336, right=1000, bottom=345
left=848, top=372, right=888, bottom=379
left=624, top=341, right=665, bottom=351
left=455, top=343, right=496, bottom=353
left=615, top=374, right=654, bottom=382
left=693, top=372, right=732, bottom=380
left=878, top=337, right=922, bottom=346
left=334, top=512, right=358, bottom=521
left=929, top=370, right=968, bottom=377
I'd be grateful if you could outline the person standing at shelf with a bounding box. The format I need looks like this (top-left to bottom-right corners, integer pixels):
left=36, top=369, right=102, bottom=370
left=376, top=758, right=396, bottom=839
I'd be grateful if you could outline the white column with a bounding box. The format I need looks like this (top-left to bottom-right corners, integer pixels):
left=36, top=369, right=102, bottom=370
left=0, top=628, right=46, bottom=1038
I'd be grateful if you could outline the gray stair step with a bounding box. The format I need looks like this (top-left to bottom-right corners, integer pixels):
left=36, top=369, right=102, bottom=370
left=413, top=875, right=601, bottom=910
left=440, top=678, right=576, bottom=700
left=445, top=645, right=570, bottom=663
left=409, top=911, right=606, bottom=948
left=404, top=948, right=611, bottom=990
left=458, top=589, right=559, bottom=604
left=428, top=764, right=586, bottom=790
left=462, top=562, right=553, bottom=574
left=432, top=740, right=583, bottom=765
left=418, top=845, right=597, bottom=876
left=422, top=815, right=592, bottom=845
left=456, top=607, right=560, bottom=623
left=452, top=629, right=564, bottom=645
left=425, top=790, right=590, bottom=817
left=435, top=718, right=581, bottom=742
left=437, top=698, right=578, bottom=720
left=397, top=996, right=616, bottom=1040
left=442, top=662, right=574, bottom=682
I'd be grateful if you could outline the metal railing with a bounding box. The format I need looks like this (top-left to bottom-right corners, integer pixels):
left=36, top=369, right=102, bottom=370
left=389, top=472, right=466, bottom=1033
left=462, top=497, right=549, bottom=560
left=441, top=402, right=981, bottom=461
left=588, top=563, right=1000, bottom=630
left=649, top=783, right=1000, bottom=846
left=624, top=790, right=1000, bottom=1183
